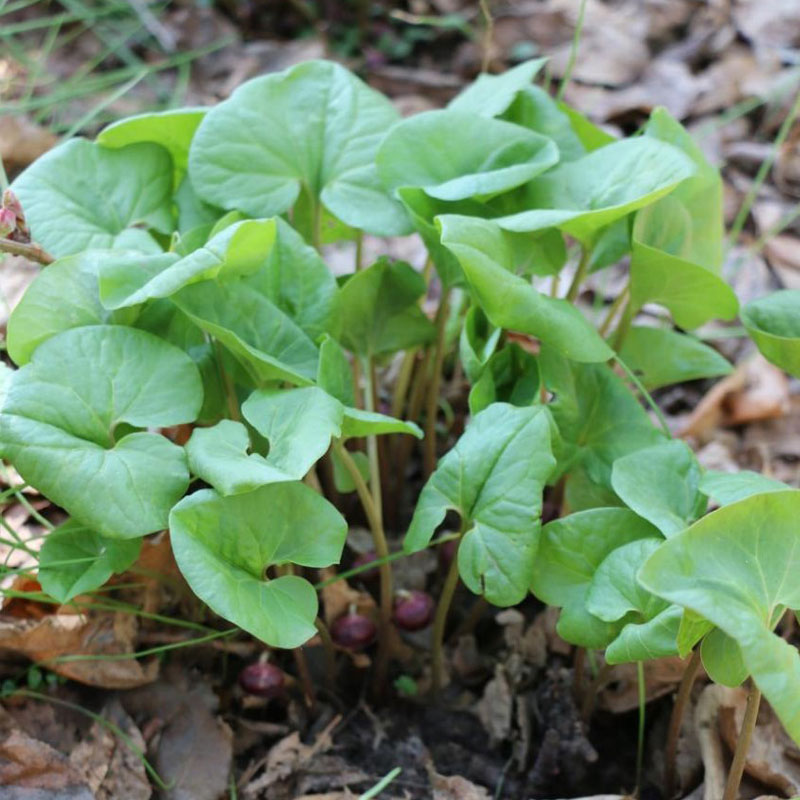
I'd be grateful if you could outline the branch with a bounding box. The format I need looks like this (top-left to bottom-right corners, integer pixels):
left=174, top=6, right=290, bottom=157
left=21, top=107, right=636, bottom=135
left=0, top=238, right=54, bottom=265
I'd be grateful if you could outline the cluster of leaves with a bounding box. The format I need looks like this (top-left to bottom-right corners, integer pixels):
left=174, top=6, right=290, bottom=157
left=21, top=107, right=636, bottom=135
left=6, top=58, right=800, bottom=745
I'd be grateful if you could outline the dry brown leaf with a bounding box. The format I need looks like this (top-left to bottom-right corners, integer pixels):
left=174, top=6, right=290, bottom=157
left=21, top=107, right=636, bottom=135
left=68, top=698, right=150, bottom=800
left=733, top=0, right=800, bottom=51
left=598, top=656, right=690, bottom=713
left=475, top=665, right=513, bottom=745
left=764, top=235, right=800, bottom=288
left=0, top=707, right=91, bottom=795
left=431, top=770, right=491, bottom=800
left=0, top=610, right=158, bottom=689
left=0, top=116, right=57, bottom=173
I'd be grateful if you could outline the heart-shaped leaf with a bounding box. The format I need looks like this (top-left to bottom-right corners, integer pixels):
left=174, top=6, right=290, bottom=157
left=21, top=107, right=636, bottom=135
left=340, top=408, right=422, bottom=440
left=186, top=420, right=292, bottom=495
left=491, top=136, right=696, bottom=245
left=639, top=490, right=800, bottom=743
left=337, top=258, right=435, bottom=356
left=438, top=215, right=613, bottom=363
left=700, top=627, right=748, bottom=687
left=404, top=403, right=556, bottom=605
left=699, top=469, right=789, bottom=507
left=38, top=520, right=141, bottom=603
left=0, top=325, right=201, bottom=538
left=587, top=538, right=678, bottom=663
left=317, top=335, right=356, bottom=407
left=447, top=58, right=547, bottom=117
left=378, top=110, right=558, bottom=202
left=98, top=108, right=206, bottom=186
left=611, top=440, right=705, bottom=537
left=189, top=60, right=409, bottom=236
left=531, top=507, right=660, bottom=648
left=242, top=387, right=343, bottom=477
left=11, top=139, right=174, bottom=256
left=468, top=343, right=540, bottom=414
left=170, top=484, right=347, bottom=648
left=617, top=326, right=732, bottom=390
left=98, top=219, right=277, bottom=310
left=742, top=290, right=800, bottom=377
left=7, top=251, right=145, bottom=365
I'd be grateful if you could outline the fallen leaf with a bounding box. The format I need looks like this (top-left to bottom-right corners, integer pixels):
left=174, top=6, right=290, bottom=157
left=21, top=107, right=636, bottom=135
left=430, top=769, right=491, bottom=800
left=598, top=656, right=689, bottom=713
left=0, top=117, right=57, bottom=173
left=475, top=665, right=513, bottom=745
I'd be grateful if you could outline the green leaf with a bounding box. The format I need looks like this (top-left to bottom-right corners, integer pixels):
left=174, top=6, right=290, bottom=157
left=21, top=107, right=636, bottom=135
left=629, top=110, right=737, bottom=329
left=340, top=408, right=422, bottom=440
left=378, top=110, right=558, bottom=202
left=439, top=215, right=612, bottom=363
left=700, top=628, right=748, bottom=687
left=11, top=138, right=173, bottom=257
left=700, top=469, right=790, bottom=506
left=170, top=484, right=347, bottom=648
left=244, top=218, right=339, bottom=342
left=38, top=520, right=141, bottom=603
left=7, top=251, right=143, bottom=365
left=559, top=102, right=616, bottom=151
left=0, top=326, right=200, bottom=538
left=174, top=280, right=319, bottom=385
left=98, top=219, right=277, bottom=309
left=242, top=387, right=343, bottom=477
left=587, top=538, right=678, bottom=663
left=531, top=507, right=660, bottom=648
left=611, top=440, right=705, bottom=537
left=742, top=290, right=800, bottom=377
left=331, top=446, right=370, bottom=493
left=189, top=60, right=409, bottom=236
left=676, top=609, right=713, bottom=657
left=337, top=258, right=435, bottom=356
left=492, top=136, right=696, bottom=245
left=404, top=403, right=556, bottom=605
left=448, top=58, right=547, bottom=117
left=617, top=326, right=732, bottom=390
left=540, top=349, right=664, bottom=495
left=186, top=420, right=292, bottom=495
left=468, top=343, right=540, bottom=415
left=460, top=306, right=501, bottom=384
left=502, top=86, right=586, bottom=161
left=97, top=108, right=206, bottom=187
left=639, top=490, right=800, bottom=743
left=317, top=335, right=356, bottom=407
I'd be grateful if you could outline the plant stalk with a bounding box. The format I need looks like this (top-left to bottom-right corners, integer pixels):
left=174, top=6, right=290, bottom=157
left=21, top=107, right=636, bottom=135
left=722, top=682, right=762, bottom=800
left=613, top=296, right=635, bottom=350
left=362, top=356, right=383, bottom=519
left=664, top=648, right=702, bottom=799
left=0, top=237, right=54, bottom=265
left=423, top=289, right=451, bottom=478
left=431, top=527, right=463, bottom=693
left=598, top=285, right=630, bottom=337
left=332, top=441, right=392, bottom=694
left=566, top=247, right=590, bottom=302
left=636, top=660, right=646, bottom=796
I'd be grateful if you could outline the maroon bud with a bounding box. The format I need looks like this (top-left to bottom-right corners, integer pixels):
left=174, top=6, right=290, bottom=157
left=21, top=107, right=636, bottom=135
left=393, top=590, right=434, bottom=631
left=0, top=208, right=15, bottom=238
left=439, top=539, right=458, bottom=570
left=353, top=551, right=380, bottom=582
left=331, top=612, right=377, bottom=650
left=238, top=661, right=285, bottom=698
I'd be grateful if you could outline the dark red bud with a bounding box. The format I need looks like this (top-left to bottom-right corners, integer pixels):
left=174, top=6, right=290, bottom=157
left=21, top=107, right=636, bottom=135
left=439, top=539, right=458, bottom=570
left=393, top=590, right=435, bottom=631
left=331, top=612, right=377, bottom=650
left=238, top=661, right=285, bottom=698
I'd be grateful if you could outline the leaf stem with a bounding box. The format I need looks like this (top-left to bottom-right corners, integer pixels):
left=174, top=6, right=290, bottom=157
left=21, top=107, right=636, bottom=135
left=332, top=440, right=392, bottom=694
left=362, top=356, right=382, bottom=518
left=424, top=289, right=451, bottom=478
left=598, top=284, right=630, bottom=338
left=664, top=648, right=702, bottom=799
left=556, top=0, right=588, bottom=101
left=566, top=246, right=590, bottom=302
left=636, top=660, right=646, bottom=796
left=355, top=231, right=364, bottom=271
left=614, top=354, right=672, bottom=438
left=722, top=681, right=762, bottom=800
left=214, top=340, right=240, bottom=421
left=478, top=0, right=494, bottom=73
left=612, top=295, right=635, bottom=351
left=431, top=525, right=464, bottom=693
left=0, top=237, right=54, bottom=265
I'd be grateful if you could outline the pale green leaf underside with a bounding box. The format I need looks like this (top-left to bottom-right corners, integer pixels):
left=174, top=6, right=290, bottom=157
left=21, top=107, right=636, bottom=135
left=405, top=403, right=556, bottom=606
left=170, top=484, right=347, bottom=648
left=639, top=490, right=800, bottom=743
left=11, top=138, right=173, bottom=257
left=699, top=469, right=789, bottom=507
left=438, top=215, right=612, bottom=363
left=742, top=290, right=800, bottom=378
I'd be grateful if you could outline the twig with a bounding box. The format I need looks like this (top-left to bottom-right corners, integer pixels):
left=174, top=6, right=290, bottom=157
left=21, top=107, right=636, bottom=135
left=0, top=237, right=54, bottom=265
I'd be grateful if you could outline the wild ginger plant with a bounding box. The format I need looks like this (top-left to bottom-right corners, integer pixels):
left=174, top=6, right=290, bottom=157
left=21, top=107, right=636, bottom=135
left=4, top=57, right=800, bottom=797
